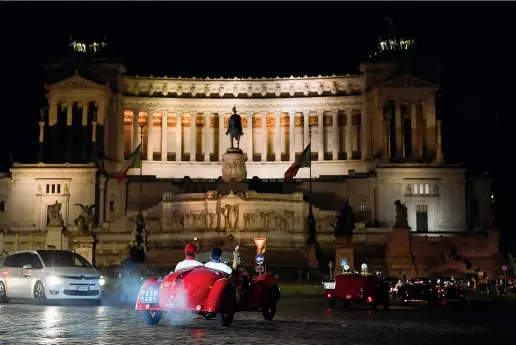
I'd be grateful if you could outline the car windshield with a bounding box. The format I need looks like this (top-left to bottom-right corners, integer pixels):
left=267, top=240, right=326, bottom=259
left=196, top=252, right=234, bottom=264
left=38, top=250, right=92, bottom=268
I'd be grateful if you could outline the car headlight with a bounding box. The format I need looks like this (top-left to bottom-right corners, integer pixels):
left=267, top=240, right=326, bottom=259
left=47, top=275, right=64, bottom=286
left=99, top=276, right=106, bottom=286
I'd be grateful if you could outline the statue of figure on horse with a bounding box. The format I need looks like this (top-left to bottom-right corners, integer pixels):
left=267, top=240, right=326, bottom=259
left=226, top=106, right=244, bottom=150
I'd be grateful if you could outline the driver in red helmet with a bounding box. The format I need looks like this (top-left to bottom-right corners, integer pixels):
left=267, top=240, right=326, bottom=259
left=174, top=243, right=203, bottom=271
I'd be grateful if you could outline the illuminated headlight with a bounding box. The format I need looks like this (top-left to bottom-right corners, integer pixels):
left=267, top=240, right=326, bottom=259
left=47, top=275, right=64, bottom=286
left=99, top=276, right=106, bottom=286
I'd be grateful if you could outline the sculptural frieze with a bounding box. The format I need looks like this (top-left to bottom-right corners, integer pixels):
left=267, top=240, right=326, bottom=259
left=145, top=216, right=161, bottom=233
left=47, top=201, right=64, bottom=227
left=220, top=204, right=239, bottom=230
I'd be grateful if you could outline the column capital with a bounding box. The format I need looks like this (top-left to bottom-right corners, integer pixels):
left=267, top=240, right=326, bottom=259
left=176, top=110, right=183, bottom=117
left=275, top=111, right=282, bottom=117
left=133, top=108, right=140, bottom=117
left=261, top=111, right=267, bottom=116
left=76, top=101, right=84, bottom=108
left=147, top=109, right=155, bottom=115
left=303, top=110, right=310, bottom=116
left=288, top=110, right=296, bottom=116
left=317, top=109, right=325, bottom=115
left=162, top=109, right=169, bottom=115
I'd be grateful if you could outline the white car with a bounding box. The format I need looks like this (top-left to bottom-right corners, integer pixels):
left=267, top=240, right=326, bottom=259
left=0, top=250, right=105, bottom=304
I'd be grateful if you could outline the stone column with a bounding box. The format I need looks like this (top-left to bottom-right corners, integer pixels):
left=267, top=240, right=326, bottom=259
left=190, top=111, right=197, bottom=162
left=132, top=109, right=140, bottom=150
left=360, top=108, right=369, bottom=159
left=219, top=111, right=225, bottom=160
left=116, top=95, right=125, bottom=162
left=275, top=111, right=281, bottom=161
left=395, top=101, right=403, bottom=159
left=176, top=111, right=182, bottom=161
left=383, top=119, right=390, bottom=158
left=147, top=110, right=154, bottom=161
left=317, top=110, right=324, bottom=161
left=346, top=109, right=353, bottom=160
left=38, top=116, right=45, bottom=163
left=64, top=101, right=73, bottom=163
left=80, top=102, right=89, bottom=161
left=261, top=111, right=268, bottom=161
left=303, top=111, right=310, bottom=147
left=204, top=112, right=210, bottom=162
left=289, top=111, right=296, bottom=161
left=98, top=175, right=106, bottom=224
left=410, top=103, right=418, bottom=158
left=436, top=120, right=443, bottom=162
left=48, top=99, right=58, bottom=126
left=247, top=112, right=253, bottom=161
left=161, top=110, right=168, bottom=161
left=332, top=110, right=339, bottom=160
left=90, top=114, right=98, bottom=163
left=424, top=100, right=437, bottom=158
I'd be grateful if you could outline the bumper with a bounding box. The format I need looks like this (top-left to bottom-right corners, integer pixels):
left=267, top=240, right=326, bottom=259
left=44, top=280, right=104, bottom=300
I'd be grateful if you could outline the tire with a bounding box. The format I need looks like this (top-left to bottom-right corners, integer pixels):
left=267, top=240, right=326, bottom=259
left=143, top=310, right=162, bottom=326
left=327, top=298, right=336, bottom=309
left=217, top=286, right=236, bottom=327
left=0, top=282, right=8, bottom=304
left=262, top=302, right=276, bottom=321
left=34, top=281, right=47, bottom=305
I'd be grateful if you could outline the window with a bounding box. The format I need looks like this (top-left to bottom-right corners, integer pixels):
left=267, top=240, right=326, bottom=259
left=37, top=250, right=92, bottom=268
left=360, top=201, right=365, bottom=212
left=412, top=183, right=430, bottom=195
left=413, top=184, right=418, bottom=194
left=425, top=184, right=429, bottom=194
left=415, top=205, right=429, bottom=232
left=0, top=201, right=4, bottom=212
left=109, top=201, right=115, bottom=212
left=45, top=184, right=62, bottom=194
left=27, top=253, right=44, bottom=269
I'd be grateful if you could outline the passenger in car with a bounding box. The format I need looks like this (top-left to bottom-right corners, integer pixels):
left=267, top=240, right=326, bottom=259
left=204, top=247, right=238, bottom=275
left=174, top=243, right=203, bottom=271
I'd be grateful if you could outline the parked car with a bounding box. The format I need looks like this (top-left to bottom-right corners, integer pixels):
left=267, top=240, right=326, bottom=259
left=323, top=271, right=390, bottom=310
left=134, top=251, right=280, bottom=327
left=0, top=250, right=105, bottom=304
left=398, top=278, right=442, bottom=305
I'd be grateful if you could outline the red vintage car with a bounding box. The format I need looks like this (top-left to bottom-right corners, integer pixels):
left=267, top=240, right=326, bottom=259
left=135, top=251, right=280, bottom=327
left=323, top=272, right=390, bottom=310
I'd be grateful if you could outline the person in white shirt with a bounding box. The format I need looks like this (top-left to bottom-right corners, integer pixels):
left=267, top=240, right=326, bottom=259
left=174, top=243, right=203, bottom=271
left=204, top=247, right=238, bottom=275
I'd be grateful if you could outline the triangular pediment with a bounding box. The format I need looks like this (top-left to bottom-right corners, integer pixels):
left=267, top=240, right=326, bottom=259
left=45, top=73, right=106, bottom=91
left=381, top=73, right=437, bottom=89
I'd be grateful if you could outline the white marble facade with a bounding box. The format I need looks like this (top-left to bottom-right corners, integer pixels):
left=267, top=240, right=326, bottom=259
left=0, top=61, right=494, bottom=240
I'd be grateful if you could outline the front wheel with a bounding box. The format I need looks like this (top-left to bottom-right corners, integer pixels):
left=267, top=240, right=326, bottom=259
left=143, top=310, right=162, bottom=325
left=0, top=282, right=9, bottom=303
left=262, top=302, right=276, bottom=321
left=217, top=286, right=236, bottom=327
left=34, top=281, right=47, bottom=305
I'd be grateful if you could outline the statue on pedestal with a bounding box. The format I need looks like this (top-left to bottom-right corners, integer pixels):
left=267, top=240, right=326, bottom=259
left=393, top=200, right=409, bottom=228
left=74, top=204, right=96, bottom=236
left=129, top=211, right=147, bottom=263
left=47, top=201, right=64, bottom=227
left=226, top=106, right=243, bottom=150
left=330, top=201, right=356, bottom=237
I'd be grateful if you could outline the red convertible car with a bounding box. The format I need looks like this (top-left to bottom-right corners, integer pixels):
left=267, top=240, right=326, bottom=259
left=135, top=251, right=280, bottom=327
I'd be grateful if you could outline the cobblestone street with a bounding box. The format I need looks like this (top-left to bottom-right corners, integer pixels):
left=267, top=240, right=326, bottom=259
left=0, top=295, right=512, bottom=345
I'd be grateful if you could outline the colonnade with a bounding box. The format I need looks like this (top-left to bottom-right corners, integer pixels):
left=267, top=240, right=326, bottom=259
left=126, top=108, right=370, bottom=162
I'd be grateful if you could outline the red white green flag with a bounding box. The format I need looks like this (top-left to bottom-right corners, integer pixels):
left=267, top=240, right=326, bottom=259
left=284, top=144, right=311, bottom=180
left=117, top=144, right=142, bottom=183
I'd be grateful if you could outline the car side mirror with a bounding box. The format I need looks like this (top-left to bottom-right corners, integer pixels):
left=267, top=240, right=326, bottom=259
left=23, top=264, right=32, bottom=270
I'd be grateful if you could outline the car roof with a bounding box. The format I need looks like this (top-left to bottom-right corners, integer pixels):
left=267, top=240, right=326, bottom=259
left=8, top=250, right=76, bottom=256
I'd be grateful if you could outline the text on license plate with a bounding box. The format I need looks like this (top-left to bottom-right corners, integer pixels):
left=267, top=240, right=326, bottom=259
left=77, top=286, right=89, bottom=292
left=140, top=289, right=159, bottom=304
left=323, top=282, right=336, bottom=289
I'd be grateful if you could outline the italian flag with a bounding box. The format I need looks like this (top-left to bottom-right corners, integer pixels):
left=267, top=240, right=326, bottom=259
left=117, top=144, right=142, bottom=183
left=284, top=144, right=311, bottom=180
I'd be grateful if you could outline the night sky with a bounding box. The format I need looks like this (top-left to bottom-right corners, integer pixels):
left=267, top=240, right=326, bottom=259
left=0, top=2, right=514, bottom=245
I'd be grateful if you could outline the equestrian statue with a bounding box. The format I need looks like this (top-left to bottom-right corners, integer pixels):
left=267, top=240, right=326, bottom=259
left=226, top=106, right=244, bottom=150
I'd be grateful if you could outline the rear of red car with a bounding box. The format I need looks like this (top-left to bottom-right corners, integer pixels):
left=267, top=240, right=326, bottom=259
left=325, top=273, right=388, bottom=310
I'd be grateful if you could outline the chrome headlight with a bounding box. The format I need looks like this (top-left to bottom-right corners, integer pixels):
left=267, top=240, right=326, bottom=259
left=47, top=275, right=64, bottom=286
left=99, top=276, right=106, bottom=286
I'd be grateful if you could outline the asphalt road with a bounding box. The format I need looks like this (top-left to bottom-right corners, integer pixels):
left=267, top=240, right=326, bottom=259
left=0, top=294, right=512, bottom=345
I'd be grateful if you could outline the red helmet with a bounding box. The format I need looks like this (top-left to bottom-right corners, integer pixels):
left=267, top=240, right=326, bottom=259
left=185, top=243, right=197, bottom=256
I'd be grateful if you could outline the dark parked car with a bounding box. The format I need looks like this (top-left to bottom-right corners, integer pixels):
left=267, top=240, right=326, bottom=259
left=398, top=278, right=442, bottom=305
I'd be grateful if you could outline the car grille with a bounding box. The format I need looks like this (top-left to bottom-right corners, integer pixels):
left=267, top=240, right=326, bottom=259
left=63, top=290, right=100, bottom=296
left=58, top=275, right=99, bottom=280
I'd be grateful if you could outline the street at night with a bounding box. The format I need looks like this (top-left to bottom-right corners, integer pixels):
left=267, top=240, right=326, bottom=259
left=0, top=294, right=512, bottom=345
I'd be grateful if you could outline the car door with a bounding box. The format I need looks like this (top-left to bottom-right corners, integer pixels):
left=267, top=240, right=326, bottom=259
left=1, top=254, right=17, bottom=297
left=4, top=253, right=25, bottom=298
left=19, top=253, right=44, bottom=299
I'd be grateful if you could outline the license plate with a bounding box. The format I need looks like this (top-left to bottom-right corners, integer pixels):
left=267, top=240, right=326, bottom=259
left=139, top=289, right=159, bottom=304
left=323, top=282, right=336, bottom=290
left=346, top=295, right=351, bottom=299
left=77, top=286, right=89, bottom=292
